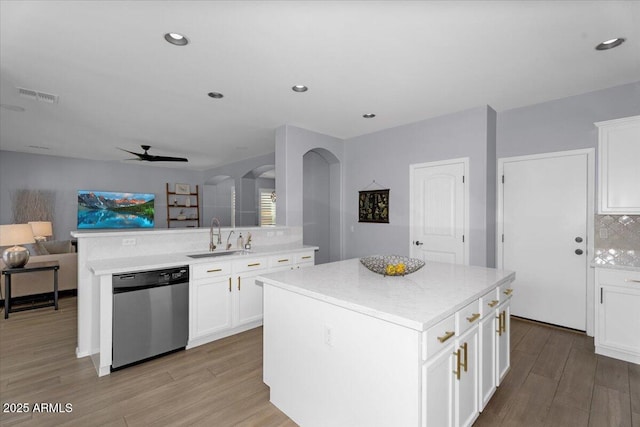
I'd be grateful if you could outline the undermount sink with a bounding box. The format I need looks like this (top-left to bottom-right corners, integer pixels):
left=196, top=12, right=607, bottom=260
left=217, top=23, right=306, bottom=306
left=187, top=250, right=251, bottom=259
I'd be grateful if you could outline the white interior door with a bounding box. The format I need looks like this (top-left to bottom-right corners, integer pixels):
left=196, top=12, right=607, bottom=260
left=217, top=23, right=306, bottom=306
left=410, top=159, right=467, bottom=264
left=499, top=151, right=590, bottom=331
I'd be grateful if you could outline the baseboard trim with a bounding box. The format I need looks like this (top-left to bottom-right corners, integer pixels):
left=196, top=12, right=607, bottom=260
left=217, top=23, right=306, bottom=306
left=511, top=315, right=588, bottom=335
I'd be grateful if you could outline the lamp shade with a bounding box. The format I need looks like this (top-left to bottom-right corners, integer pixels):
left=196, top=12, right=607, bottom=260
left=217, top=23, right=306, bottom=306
left=28, top=221, right=53, bottom=238
left=0, top=224, right=36, bottom=246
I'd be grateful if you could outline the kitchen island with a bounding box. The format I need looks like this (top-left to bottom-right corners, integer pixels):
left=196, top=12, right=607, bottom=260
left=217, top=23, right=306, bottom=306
left=257, top=259, right=515, bottom=427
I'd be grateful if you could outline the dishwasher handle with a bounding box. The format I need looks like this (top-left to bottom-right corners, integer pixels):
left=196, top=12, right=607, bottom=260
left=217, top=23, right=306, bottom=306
left=113, top=281, right=185, bottom=294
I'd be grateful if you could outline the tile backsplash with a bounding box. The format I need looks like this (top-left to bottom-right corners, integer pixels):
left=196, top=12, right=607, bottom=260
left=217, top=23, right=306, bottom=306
left=594, top=214, right=640, bottom=267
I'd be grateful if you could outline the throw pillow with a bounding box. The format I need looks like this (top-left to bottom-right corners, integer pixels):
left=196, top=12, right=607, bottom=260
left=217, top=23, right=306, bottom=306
left=23, top=242, right=50, bottom=256
left=41, top=240, right=72, bottom=254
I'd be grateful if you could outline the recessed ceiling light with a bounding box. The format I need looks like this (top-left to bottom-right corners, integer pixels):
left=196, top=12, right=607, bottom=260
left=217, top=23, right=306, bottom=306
left=595, top=37, right=625, bottom=50
left=164, top=32, right=189, bottom=46
left=292, top=85, right=308, bottom=93
left=363, top=113, right=376, bottom=119
left=208, top=92, right=224, bottom=99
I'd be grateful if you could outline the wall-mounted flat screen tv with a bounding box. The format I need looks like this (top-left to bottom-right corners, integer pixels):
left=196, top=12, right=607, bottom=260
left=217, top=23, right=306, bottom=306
left=77, top=190, right=155, bottom=229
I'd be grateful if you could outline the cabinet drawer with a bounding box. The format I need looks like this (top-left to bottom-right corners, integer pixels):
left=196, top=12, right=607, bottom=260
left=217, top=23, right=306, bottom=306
left=497, top=282, right=514, bottom=303
left=480, top=290, right=499, bottom=318
left=233, top=257, right=268, bottom=273
left=269, top=254, right=293, bottom=268
left=456, top=299, right=481, bottom=335
left=192, top=262, right=232, bottom=280
left=597, top=268, right=640, bottom=288
left=295, top=252, right=315, bottom=265
left=423, top=314, right=456, bottom=360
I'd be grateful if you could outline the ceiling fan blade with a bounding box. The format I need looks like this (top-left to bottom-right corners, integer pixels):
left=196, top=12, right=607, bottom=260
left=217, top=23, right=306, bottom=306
left=118, top=147, right=144, bottom=158
left=146, top=155, right=189, bottom=162
left=118, top=146, right=188, bottom=162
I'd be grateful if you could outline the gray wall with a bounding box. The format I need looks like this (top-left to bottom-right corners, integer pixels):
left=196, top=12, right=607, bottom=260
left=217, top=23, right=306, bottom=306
left=202, top=152, right=275, bottom=226
left=497, top=81, right=640, bottom=159
left=343, top=106, right=496, bottom=267
left=0, top=151, right=201, bottom=240
left=303, top=150, right=331, bottom=264
left=203, top=178, right=235, bottom=226
left=275, top=125, right=344, bottom=228
left=485, top=107, right=497, bottom=268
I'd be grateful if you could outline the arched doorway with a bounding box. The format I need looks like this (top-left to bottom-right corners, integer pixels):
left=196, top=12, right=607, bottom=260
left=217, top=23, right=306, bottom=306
left=303, top=148, right=340, bottom=264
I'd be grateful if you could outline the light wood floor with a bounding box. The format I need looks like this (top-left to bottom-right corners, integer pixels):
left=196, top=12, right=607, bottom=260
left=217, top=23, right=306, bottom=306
left=1, top=297, right=638, bottom=426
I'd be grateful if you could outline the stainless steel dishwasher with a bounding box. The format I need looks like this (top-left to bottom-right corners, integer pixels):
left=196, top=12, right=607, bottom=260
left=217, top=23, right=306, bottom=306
left=112, top=266, right=189, bottom=370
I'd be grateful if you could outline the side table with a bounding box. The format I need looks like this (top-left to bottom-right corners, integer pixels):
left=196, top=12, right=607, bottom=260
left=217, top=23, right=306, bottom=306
left=2, top=260, right=59, bottom=319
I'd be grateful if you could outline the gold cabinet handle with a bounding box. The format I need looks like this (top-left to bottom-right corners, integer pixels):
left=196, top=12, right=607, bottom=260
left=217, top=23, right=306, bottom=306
left=453, top=349, right=461, bottom=380
left=228, top=277, right=231, bottom=292
left=207, top=268, right=222, bottom=273
left=437, top=331, right=455, bottom=343
left=501, top=311, right=507, bottom=333
left=238, top=276, right=241, bottom=291
left=248, top=263, right=261, bottom=267
left=496, top=314, right=503, bottom=336
left=301, top=255, right=311, bottom=259
left=488, top=300, right=499, bottom=307
left=504, top=288, right=513, bottom=296
left=461, top=342, right=468, bottom=372
left=466, top=313, right=480, bottom=323
left=278, top=259, right=289, bottom=263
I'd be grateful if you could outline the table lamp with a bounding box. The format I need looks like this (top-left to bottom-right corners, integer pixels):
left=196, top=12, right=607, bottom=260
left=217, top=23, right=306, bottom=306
left=0, top=224, right=36, bottom=268
left=28, top=221, right=53, bottom=242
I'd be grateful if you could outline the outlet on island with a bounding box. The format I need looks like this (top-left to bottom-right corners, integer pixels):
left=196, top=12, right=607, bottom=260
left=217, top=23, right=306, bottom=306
left=324, top=324, right=333, bottom=347
left=122, top=238, right=136, bottom=246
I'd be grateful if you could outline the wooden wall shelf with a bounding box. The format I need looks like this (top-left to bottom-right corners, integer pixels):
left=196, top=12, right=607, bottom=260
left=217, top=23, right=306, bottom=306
left=166, top=183, right=200, bottom=228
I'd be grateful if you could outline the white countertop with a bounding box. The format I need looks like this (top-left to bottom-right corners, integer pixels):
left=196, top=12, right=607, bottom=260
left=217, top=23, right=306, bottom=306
left=71, top=225, right=289, bottom=238
left=88, top=244, right=318, bottom=275
left=257, top=258, right=515, bottom=332
left=591, top=263, right=640, bottom=272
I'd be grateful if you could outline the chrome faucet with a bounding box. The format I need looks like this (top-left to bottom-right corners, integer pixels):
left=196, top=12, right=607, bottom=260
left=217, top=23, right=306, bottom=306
left=226, top=230, right=235, bottom=250
left=209, top=217, right=222, bottom=251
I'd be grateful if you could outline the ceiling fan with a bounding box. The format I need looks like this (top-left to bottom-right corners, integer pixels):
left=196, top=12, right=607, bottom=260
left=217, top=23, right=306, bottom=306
left=120, top=145, right=188, bottom=162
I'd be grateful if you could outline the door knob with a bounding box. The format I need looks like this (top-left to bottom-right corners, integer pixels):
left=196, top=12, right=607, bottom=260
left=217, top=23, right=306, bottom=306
left=575, top=249, right=584, bottom=255
left=414, top=241, right=424, bottom=246
left=575, top=237, right=583, bottom=243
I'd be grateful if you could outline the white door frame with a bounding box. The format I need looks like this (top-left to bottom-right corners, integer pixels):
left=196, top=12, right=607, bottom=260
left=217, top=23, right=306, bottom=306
left=409, top=157, right=470, bottom=265
left=496, top=148, right=595, bottom=335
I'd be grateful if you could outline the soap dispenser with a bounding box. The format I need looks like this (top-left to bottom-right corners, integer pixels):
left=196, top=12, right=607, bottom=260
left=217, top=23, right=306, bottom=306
left=237, top=233, right=244, bottom=249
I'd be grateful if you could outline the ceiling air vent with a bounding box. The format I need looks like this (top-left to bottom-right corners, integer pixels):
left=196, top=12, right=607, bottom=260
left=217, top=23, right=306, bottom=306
left=17, top=87, right=59, bottom=104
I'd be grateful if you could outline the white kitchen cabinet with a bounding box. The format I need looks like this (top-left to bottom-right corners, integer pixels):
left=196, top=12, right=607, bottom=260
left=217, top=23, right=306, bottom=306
left=294, top=251, right=315, bottom=268
left=595, top=268, right=640, bottom=364
left=423, top=299, right=481, bottom=427
left=190, top=262, right=233, bottom=340
left=496, top=290, right=512, bottom=384
left=423, top=341, right=455, bottom=427
left=596, top=115, right=640, bottom=214
left=189, top=250, right=315, bottom=348
left=233, top=257, right=269, bottom=326
left=455, top=319, right=479, bottom=427
left=478, top=291, right=498, bottom=410
left=423, top=314, right=456, bottom=426
left=269, top=250, right=315, bottom=272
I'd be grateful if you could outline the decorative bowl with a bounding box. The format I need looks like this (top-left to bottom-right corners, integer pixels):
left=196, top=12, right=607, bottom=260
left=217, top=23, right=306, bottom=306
left=360, top=255, right=425, bottom=276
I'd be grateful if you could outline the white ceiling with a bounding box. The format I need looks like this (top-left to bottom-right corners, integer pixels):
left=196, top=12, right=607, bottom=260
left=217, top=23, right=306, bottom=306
left=1, top=1, right=639, bottom=171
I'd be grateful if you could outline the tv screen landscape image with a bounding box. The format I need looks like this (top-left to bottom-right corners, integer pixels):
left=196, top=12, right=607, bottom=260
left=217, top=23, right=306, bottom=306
left=77, top=191, right=155, bottom=229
